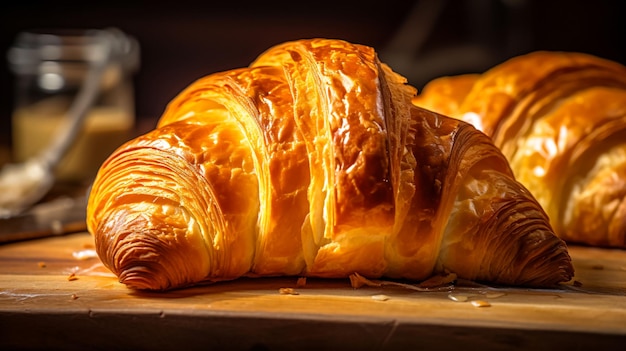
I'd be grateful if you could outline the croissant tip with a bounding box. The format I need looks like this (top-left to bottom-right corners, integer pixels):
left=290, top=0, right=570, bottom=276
left=118, top=265, right=169, bottom=291
left=111, top=240, right=204, bottom=291
left=516, top=239, right=575, bottom=288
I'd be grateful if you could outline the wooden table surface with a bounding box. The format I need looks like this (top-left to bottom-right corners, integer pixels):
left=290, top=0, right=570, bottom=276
left=0, top=231, right=625, bottom=350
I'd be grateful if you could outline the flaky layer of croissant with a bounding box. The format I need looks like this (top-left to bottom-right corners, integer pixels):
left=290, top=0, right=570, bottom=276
left=87, top=39, right=573, bottom=291
left=413, top=51, right=626, bottom=248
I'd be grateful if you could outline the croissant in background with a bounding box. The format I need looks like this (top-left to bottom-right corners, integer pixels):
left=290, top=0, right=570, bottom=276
left=413, top=51, right=626, bottom=249
left=87, top=39, right=573, bottom=291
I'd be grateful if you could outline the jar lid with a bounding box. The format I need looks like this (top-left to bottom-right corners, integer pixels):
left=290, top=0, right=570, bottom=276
left=7, top=28, right=140, bottom=75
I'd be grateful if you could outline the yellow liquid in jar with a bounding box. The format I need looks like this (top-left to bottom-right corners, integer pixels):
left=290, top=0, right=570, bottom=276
left=12, top=100, right=134, bottom=183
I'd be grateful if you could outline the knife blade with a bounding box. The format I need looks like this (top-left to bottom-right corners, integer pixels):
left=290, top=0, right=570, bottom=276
left=0, top=196, right=87, bottom=244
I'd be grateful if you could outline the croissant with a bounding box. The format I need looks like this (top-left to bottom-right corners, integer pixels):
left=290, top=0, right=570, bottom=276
left=413, top=51, right=626, bottom=249
left=86, top=39, right=573, bottom=291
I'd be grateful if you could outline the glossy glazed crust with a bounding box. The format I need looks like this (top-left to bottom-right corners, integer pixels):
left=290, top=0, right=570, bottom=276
left=87, top=40, right=573, bottom=291
left=414, top=51, right=626, bottom=248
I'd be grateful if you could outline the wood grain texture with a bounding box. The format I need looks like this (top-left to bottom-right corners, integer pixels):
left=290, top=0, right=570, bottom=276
left=0, top=232, right=625, bottom=350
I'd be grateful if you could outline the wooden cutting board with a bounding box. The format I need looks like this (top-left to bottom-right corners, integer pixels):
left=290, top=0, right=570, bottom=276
left=0, top=232, right=625, bottom=350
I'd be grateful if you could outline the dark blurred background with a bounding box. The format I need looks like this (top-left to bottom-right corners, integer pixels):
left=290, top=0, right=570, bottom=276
left=1, top=0, right=625, bottom=162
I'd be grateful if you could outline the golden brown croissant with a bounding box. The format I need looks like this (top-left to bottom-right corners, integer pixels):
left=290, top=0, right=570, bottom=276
left=86, top=39, right=573, bottom=291
left=413, top=51, right=626, bottom=248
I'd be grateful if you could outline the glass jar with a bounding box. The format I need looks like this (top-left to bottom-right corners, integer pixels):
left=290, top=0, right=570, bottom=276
left=7, top=28, right=140, bottom=183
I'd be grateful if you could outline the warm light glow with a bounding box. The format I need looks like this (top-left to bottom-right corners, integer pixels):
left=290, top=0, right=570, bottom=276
left=461, top=112, right=484, bottom=132
left=532, top=165, right=546, bottom=177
